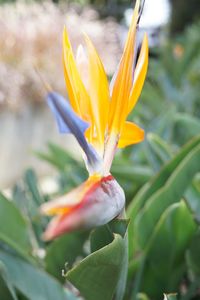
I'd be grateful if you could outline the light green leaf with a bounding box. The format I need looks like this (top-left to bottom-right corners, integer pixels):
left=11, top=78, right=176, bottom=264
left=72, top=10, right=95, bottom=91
left=67, top=234, right=126, bottom=300
left=0, top=251, right=77, bottom=300
left=0, top=193, right=31, bottom=260
left=136, top=293, right=150, bottom=300
left=164, top=294, right=177, bottom=300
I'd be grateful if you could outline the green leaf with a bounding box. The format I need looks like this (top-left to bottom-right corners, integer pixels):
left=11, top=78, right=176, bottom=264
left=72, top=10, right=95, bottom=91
left=187, top=230, right=200, bottom=277
left=0, top=261, right=18, bottom=300
left=36, top=142, right=83, bottom=171
left=164, top=294, right=177, bottom=300
left=128, top=135, right=200, bottom=220
left=112, top=164, right=153, bottom=184
left=128, top=136, right=200, bottom=256
left=67, top=234, right=126, bottom=300
left=90, top=226, right=113, bottom=253
left=141, top=202, right=196, bottom=298
left=0, top=251, right=77, bottom=300
left=12, top=175, right=47, bottom=250
left=0, top=193, right=31, bottom=260
left=90, top=219, right=129, bottom=300
left=12, top=184, right=28, bottom=214
left=136, top=293, right=150, bottom=300
left=184, top=184, right=200, bottom=224
left=145, top=133, right=172, bottom=171
left=109, top=219, right=129, bottom=238
left=90, top=219, right=129, bottom=253
left=24, top=169, right=44, bottom=206
left=174, top=113, right=200, bottom=144
left=45, top=231, right=89, bottom=282
left=134, top=140, right=200, bottom=249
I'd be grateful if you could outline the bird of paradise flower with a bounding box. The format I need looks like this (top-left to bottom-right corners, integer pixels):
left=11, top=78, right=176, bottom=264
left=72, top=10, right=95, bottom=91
left=41, top=0, right=148, bottom=240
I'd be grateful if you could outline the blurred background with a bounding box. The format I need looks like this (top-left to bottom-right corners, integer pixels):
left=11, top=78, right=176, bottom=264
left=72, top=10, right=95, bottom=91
left=0, top=0, right=200, bottom=189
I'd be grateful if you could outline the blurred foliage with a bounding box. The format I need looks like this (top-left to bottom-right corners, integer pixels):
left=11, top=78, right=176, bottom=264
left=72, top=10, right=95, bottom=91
left=170, top=0, right=200, bottom=35
left=0, top=20, right=200, bottom=300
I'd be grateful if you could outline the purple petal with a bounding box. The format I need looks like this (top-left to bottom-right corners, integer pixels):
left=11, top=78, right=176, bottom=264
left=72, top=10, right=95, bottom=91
left=47, top=92, right=88, bottom=134
left=47, top=92, right=101, bottom=171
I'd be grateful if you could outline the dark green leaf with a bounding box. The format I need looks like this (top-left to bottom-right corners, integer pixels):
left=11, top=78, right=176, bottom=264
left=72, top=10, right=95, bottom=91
left=90, top=226, right=113, bottom=253
left=67, top=234, right=126, bottom=300
left=187, top=230, right=200, bottom=277
left=0, top=261, right=18, bottom=300
left=141, top=202, right=196, bottom=298
left=45, top=231, right=89, bottom=282
left=184, top=184, right=200, bottom=224
left=90, top=219, right=129, bottom=253
left=109, top=219, right=129, bottom=238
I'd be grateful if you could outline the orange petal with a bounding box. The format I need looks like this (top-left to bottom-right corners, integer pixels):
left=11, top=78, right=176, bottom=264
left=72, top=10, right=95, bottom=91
left=84, top=34, right=110, bottom=149
left=118, top=121, right=144, bottom=148
left=63, top=27, right=92, bottom=122
left=127, top=33, right=149, bottom=115
left=40, top=174, right=101, bottom=216
left=108, top=0, right=140, bottom=134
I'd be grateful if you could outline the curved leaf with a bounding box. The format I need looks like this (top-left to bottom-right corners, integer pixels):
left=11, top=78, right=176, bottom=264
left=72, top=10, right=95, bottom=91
left=134, top=142, right=200, bottom=249
left=0, top=193, right=31, bottom=260
left=128, top=136, right=200, bottom=256
left=141, top=202, right=196, bottom=298
left=0, top=251, right=76, bottom=300
left=0, top=261, right=18, bottom=300
left=45, top=231, right=89, bottom=282
left=66, top=234, right=126, bottom=300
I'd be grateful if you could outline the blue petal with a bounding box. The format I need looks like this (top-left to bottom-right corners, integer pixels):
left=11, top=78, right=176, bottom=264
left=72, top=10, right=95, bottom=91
left=47, top=92, right=101, bottom=171
left=47, top=92, right=88, bottom=134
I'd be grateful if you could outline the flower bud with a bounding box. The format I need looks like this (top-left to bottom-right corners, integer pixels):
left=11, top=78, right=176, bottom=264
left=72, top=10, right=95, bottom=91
left=41, top=175, right=125, bottom=240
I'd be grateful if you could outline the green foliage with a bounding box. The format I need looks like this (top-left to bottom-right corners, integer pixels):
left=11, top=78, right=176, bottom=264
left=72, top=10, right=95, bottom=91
left=0, top=193, right=32, bottom=260
left=45, top=231, right=89, bottom=282
left=0, top=261, right=18, bottom=300
left=0, top=251, right=76, bottom=300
